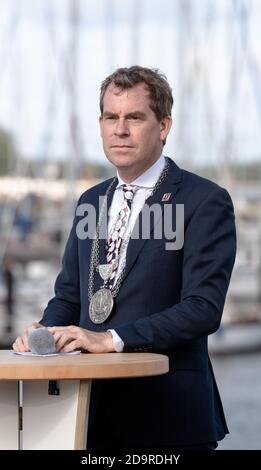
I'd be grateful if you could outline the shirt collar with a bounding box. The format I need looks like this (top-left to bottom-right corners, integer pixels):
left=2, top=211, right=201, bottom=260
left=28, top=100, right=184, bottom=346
left=116, top=154, right=165, bottom=189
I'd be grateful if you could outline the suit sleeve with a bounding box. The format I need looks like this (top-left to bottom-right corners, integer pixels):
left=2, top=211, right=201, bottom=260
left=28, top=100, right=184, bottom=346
left=115, top=186, right=237, bottom=352
left=39, top=197, right=82, bottom=327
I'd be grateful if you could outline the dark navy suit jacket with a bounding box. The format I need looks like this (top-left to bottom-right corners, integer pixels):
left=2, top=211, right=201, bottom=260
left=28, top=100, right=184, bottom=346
left=41, top=158, right=236, bottom=447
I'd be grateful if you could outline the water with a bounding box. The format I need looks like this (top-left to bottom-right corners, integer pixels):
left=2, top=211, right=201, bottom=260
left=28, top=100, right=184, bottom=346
left=0, top=261, right=57, bottom=342
left=212, top=352, right=261, bottom=449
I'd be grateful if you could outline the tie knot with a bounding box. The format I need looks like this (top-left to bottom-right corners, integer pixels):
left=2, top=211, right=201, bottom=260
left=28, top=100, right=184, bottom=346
left=122, top=184, right=136, bottom=203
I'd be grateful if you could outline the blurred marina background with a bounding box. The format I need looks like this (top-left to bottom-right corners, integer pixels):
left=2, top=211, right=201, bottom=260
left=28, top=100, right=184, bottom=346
left=0, top=0, right=261, bottom=449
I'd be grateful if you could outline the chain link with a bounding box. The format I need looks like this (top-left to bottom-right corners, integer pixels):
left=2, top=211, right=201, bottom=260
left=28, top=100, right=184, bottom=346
left=88, top=178, right=116, bottom=302
left=88, top=157, right=171, bottom=301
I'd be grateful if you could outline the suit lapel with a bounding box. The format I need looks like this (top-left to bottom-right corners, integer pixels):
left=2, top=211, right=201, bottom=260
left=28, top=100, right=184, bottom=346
left=122, top=159, right=183, bottom=282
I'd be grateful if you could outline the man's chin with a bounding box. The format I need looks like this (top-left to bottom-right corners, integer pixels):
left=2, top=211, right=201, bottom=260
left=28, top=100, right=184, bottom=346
left=106, top=154, right=135, bottom=168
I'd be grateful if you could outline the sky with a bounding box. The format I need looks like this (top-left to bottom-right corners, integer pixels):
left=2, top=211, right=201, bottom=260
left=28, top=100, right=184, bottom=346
left=0, top=0, right=261, bottom=169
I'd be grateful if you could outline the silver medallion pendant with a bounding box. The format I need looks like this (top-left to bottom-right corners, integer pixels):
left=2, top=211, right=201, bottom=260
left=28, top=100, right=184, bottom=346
left=89, top=288, right=114, bottom=324
left=96, top=262, right=117, bottom=281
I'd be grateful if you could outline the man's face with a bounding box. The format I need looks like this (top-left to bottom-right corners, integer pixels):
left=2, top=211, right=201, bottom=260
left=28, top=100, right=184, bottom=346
left=99, top=82, right=172, bottom=179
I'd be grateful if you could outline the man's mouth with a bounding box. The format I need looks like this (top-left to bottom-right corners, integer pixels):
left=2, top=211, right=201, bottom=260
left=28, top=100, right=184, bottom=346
left=111, top=145, right=133, bottom=148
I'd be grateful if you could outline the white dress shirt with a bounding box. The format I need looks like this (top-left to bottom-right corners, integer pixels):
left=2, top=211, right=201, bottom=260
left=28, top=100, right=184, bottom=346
left=108, top=155, right=166, bottom=352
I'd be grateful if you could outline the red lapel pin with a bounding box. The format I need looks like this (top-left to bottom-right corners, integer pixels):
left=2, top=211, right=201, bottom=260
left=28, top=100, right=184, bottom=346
left=162, top=193, right=171, bottom=202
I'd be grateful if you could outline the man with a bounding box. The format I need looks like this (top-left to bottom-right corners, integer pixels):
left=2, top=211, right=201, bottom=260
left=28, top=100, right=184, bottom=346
left=13, top=66, right=236, bottom=451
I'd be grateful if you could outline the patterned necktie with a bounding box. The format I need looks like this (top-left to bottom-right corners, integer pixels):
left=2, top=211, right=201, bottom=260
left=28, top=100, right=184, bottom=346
left=106, top=184, right=136, bottom=288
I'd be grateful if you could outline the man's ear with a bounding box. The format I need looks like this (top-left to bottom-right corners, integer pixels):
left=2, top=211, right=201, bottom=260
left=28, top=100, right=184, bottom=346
left=99, top=115, right=103, bottom=137
left=160, top=116, right=172, bottom=143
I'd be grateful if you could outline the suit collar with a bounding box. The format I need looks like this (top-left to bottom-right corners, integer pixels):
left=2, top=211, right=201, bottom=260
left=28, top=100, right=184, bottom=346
left=165, top=157, right=183, bottom=185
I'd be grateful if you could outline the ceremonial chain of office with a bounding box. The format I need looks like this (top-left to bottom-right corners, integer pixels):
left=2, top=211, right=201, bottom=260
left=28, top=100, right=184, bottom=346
left=88, top=157, right=171, bottom=324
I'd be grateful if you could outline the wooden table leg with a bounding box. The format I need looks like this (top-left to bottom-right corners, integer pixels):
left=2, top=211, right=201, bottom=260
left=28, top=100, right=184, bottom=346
left=75, top=379, right=92, bottom=450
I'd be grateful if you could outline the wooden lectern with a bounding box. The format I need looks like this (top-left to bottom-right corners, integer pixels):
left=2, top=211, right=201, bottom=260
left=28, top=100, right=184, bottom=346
left=0, top=350, right=169, bottom=450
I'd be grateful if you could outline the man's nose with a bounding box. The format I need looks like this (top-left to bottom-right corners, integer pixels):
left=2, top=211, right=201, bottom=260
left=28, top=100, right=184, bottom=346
left=114, top=119, right=130, bottom=136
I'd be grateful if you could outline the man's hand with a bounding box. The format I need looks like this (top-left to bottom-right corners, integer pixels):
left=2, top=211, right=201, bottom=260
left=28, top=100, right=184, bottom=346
left=49, top=325, right=115, bottom=353
left=12, top=322, right=43, bottom=352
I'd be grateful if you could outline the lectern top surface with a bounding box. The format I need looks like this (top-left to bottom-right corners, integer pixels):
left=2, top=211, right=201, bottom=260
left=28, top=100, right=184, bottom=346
left=0, top=350, right=169, bottom=380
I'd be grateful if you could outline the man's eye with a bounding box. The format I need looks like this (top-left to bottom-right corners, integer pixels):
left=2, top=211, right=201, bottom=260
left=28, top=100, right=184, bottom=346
left=129, top=116, right=140, bottom=121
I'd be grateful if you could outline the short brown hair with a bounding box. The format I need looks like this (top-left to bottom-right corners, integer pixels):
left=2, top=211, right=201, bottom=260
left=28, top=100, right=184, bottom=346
left=100, top=65, right=173, bottom=122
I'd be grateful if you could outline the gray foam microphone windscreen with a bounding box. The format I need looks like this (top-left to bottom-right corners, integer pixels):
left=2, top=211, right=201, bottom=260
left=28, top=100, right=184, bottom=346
left=28, top=328, right=56, bottom=355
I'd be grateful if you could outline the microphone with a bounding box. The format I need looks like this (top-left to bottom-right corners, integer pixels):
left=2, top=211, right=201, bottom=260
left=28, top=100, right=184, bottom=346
left=28, top=328, right=56, bottom=355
